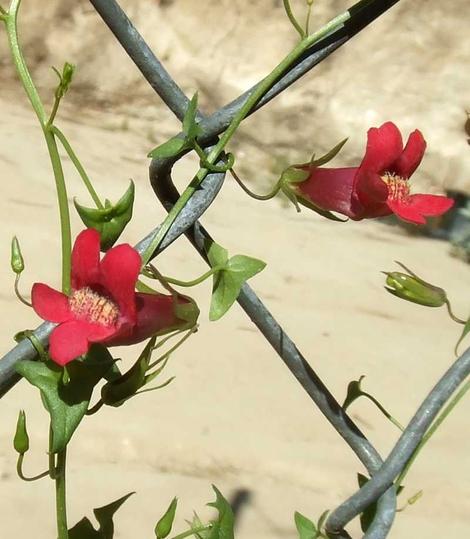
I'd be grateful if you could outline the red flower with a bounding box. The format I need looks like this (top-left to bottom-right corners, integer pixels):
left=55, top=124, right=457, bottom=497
left=293, top=122, right=454, bottom=224
left=32, top=229, right=192, bottom=366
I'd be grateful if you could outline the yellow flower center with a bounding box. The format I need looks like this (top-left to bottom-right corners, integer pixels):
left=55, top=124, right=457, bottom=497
left=69, top=286, right=119, bottom=326
left=381, top=172, right=410, bottom=202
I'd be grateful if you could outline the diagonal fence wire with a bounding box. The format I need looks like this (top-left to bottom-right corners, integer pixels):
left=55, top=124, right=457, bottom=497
left=4, top=1, right=465, bottom=538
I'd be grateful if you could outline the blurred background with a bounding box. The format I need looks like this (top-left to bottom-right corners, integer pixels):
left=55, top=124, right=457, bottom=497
left=0, top=1, right=469, bottom=537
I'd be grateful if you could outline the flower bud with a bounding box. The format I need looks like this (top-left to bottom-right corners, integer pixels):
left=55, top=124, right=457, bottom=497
left=53, top=62, right=75, bottom=100
left=155, top=497, right=178, bottom=539
left=10, top=236, right=24, bottom=274
left=384, top=264, right=447, bottom=307
left=74, top=180, right=135, bottom=251
left=13, top=410, right=29, bottom=454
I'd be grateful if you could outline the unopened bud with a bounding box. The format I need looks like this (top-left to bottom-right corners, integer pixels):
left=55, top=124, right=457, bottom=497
left=13, top=410, right=29, bottom=454
left=155, top=497, right=178, bottom=539
left=384, top=265, right=447, bottom=307
left=10, top=236, right=24, bottom=274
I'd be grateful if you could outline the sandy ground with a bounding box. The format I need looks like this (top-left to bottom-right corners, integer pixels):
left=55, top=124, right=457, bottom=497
left=0, top=88, right=469, bottom=539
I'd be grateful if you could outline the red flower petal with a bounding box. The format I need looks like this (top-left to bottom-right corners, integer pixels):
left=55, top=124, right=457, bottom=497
left=405, top=194, right=455, bottom=217
left=71, top=228, right=101, bottom=290
left=49, top=320, right=92, bottom=365
left=387, top=199, right=426, bottom=224
left=352, top=169, right=390, bottom=217
left=297, top=167, right=358, bottom=218
left=99, top=243, right=141, bottom=323
left=359, top=122, right=403, bottom=173
left=31, top=283, right=71, bottom=323
left=107, top=292, right=183, bottom=347
left=393, top=130, right=426, bottom=178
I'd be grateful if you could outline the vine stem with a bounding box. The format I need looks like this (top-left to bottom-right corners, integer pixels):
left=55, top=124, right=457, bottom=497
left=55, top=448, right=69, bottom=539
left=158, top=267, right=221, bottom=288
left=230, top=169, right=281, bottom=201
left=4, top=0, right=72, bottom=293
left=395, top=378, right=470, bottom=488
left=16, top=454, right=49, bottom=482
left=282, top=0, right=306, bottom=38
left=51, top=126, right=104, bottom=209
left=141, top=9, right=350, bottom=265
left=445, top=300, right=466, bottom=324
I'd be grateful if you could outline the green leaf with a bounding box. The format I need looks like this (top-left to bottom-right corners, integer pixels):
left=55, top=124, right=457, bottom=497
left=294, top=511, right=317, bottom=539
left=209, top=255, right=266, bottom=321
left=206, top=239, right=229, bottom=268
left=183, top=93, right=202, bottom=140
left=342, top=375, right=365, bottom=410
left=16, top=345, right=113, bottom=453
left=69, top=492, right=134, bottom=539
left=74, top=180, right=135, bottom=250
left=148, top=136, right=188, bottom=159
left=207, top=485, right=234, bottom=539
left=155, top=497, right=178, bottom=538
left=455, top=315, right=470, bottom=355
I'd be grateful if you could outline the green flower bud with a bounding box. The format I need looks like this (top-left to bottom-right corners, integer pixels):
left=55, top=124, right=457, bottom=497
left=13, top=410, right=29, bottom=454
left=53, top=62, right=75, bottom=100
left=10, top=236, right=24, bottom=274
left=155, top=497, right=178, bottom=539
left=74, top=180, right=135, bottom=251
left=384, top=263, right=447, bottom=307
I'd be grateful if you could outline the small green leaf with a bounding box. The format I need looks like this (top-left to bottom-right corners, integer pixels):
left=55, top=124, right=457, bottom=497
left=455, top=316, right=470, bottom=355
left=13, top=410, right=29, bottom=454
left=69, top=492, right=134, bottom=539
left=206, top=239, right=229, bottom=268
left=16, top=345, right=113, bottom=453
left=209, top=255, right=266, bottom=321
left=148, top=136, right=188, bottom=159
left=342, top=375, right=365, bottom=410
left=207, top=485, right=234, bottom=539
left=183, top=93, right=202, bottom=140
left=74, top=180, right=135, bottom=251
left=294, top=511, right=317, bottom=539
left=155, top=497, right=178, bottom=538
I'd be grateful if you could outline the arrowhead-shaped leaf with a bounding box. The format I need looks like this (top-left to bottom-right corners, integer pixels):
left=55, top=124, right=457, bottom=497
left=207, top=486, right=234, bottom=539
left=294, top=511, right=318, bottom=539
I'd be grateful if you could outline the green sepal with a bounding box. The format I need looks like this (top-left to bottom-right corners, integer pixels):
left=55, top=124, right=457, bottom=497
left=309, top=138, right=348, bottom=167
left=74, top=180, right=135, bottom=251
left=206, top=240, right=266, bottom=321
left=383, top=262, right=447, bottom=308
left=174, top=296, right=200, bottom=329
left=13, top=410, right=29, bottom=454
left=280, top=166, right=310, bottom=185
left=69, top=492, right=134, bottom=539
left=11, top=236, right=25, bottom=274
left=206, top=485, right=234, bottom=539
left=101, top=337, right=157, bottom=407
left=154, top=497, right=178, bottom=539
left=15, top=345, right=114, bottom=453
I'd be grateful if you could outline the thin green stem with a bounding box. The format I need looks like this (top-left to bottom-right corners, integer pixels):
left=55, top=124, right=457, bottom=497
left=16, top=454, right=50, bottom=482
left=48, top=95, right=61, bottom=126
left=86, top=399, right=104, bottom=416
left=283, top=0, right=306, bottom=38
left=3, top=0, right=46, bottom=123
left=160, top=267, right=221, bottom=288
left=305, top=2, right=313, bottom=35
left=4, top=0, right=72, bottom=293
left=141, top=9, right=350, bottom=265
left=171, top=525, right=212, bottom=539
left=445, top=300, right=466, bottom=324
left=148, top=327, right=197, bottom=369
left=55, top=448, right=69, bottom=539
left=48, top=425, right=57, bottom=479
left=51, top=126, right=104, bottom=209
left=396, top=378, right=470, bottom=487
left=230, top=168, right=281, bottom=201
left=44, top=129, right=72, bottom=294
left=14, top=274, right=32, bottom=307
left=361, top=392, right=404, bottom=431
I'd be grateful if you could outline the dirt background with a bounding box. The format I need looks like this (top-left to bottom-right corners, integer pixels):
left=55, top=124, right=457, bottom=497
left=0, top=0, right=469, bottom=538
